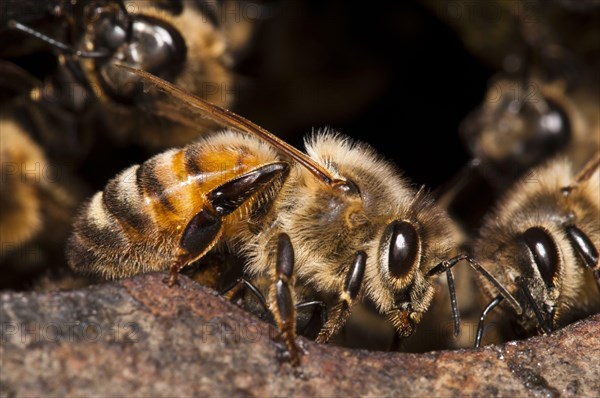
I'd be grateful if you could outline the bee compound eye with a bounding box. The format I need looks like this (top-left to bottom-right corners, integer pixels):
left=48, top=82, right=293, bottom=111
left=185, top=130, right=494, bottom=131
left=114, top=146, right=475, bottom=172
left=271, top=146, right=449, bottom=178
left=520, top=227, right=560, bottom=289
left=386, top=221, right=419, bottom=279
left=99, top=15, right=187, bottom=102
left=92, top=12, right=128, bottom=50
left=537, top=100, right=570, bottom=145
left=565, top=225, right=599, bottom=268
left=130, top=16, right=187, bottom=71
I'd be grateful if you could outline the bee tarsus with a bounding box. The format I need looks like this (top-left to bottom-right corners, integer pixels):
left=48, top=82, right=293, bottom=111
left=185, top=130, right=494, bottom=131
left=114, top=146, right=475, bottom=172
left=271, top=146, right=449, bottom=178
left=315, top=251, right=366, bottom=344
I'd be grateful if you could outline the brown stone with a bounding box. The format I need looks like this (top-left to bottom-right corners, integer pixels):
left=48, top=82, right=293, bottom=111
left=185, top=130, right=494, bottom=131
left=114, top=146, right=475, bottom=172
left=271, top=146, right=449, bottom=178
left=1, top=273, right=598, bottom=397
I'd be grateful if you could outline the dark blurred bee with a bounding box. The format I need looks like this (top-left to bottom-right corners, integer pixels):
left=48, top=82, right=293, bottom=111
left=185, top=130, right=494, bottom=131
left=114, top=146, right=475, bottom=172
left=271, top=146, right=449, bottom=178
left=66, top=66, right=517, bottom=365
left=0, top=107, right=87, bottom=289
left=3, top=0, right=242, bottom=151
left=436, top=68, right=599, bottom=238
left=0, top=58, right=91, bottom=287
left=472, top=152, right=600, bottom=346
left=1, top=116, right=49, bottom=256
left=430, top=0, right=599, bottom=229
left=459, top=73, right=599, bottom=192
left=419, top=0, right=600, bottom=79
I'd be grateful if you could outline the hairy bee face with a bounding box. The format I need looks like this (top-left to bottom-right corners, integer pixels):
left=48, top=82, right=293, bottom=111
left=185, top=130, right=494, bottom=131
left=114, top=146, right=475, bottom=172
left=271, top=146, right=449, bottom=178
left=473, top=156, right=600, bottom=336
left=244, top=132, right=457, bottom=337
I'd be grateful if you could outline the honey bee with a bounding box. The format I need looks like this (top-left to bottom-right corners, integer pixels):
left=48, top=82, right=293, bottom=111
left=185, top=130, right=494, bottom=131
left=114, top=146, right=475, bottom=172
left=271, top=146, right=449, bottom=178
left=5, top=0, right=240, bottom=150
left=432, top=0, right=599, bottom=231
left=66, top=65, right=516, bottom=365
left=471, top=152, right=600, bottom=347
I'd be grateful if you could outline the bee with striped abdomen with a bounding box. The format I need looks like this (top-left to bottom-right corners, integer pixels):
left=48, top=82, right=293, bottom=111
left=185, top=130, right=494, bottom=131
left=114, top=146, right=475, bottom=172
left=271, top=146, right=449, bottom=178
left=66, top=65, right=514, bottom=365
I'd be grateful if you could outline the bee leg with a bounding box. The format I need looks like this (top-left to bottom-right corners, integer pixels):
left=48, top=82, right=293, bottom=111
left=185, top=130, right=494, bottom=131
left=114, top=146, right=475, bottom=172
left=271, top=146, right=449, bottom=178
left=219, top=277, right=268, bottom=313
left=166, top=163, right=289, bottom=287
left=315, top=251, right=367, bottom=344
left=475, top=295, right=503, bottom=348
left=165, top=208, right=223, bottom=287
left=296, top=300, right=328, bottom=337
left=427, top=258, right=462, bottom=336
left=269, top=233, right=302, bottom=366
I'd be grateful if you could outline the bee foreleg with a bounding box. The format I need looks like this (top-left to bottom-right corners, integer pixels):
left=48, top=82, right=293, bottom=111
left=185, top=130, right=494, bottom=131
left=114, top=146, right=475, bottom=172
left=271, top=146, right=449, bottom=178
left=269, top=233, right=301, bottom=366
left=166, top=208, right=223, bottom=287
left=315, top=251, right=367, bottom=344
left=219, top=277, right=268, bottom=314
left=167, top=163, right=290, bottom=287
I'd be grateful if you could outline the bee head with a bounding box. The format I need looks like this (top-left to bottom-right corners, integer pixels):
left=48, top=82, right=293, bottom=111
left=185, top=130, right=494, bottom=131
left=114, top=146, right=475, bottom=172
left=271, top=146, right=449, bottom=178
left=85, top=5, right=187, bottom=102
left=460, top=78, right=570, bottom=186
left=377, top=220, right=422, bottom=336
left=372, top=209, right=455, bottom=337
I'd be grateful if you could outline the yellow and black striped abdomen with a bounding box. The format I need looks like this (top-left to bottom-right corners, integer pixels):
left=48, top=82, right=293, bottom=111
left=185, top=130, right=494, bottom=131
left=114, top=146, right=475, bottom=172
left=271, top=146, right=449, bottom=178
left=67, top=131, right=283, bottom=279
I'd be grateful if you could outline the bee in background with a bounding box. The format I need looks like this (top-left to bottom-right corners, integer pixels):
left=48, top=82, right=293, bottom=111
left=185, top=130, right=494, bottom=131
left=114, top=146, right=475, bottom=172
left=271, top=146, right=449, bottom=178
left=0, top=111, right=87, bottom=289
left=5, top=0, right=245, bottom=151
left=66, top=66, right=515, bottom=365
left=432, top=0, right=599, bottom=232
left=472, top=152, right=600, bottom=347
left=459, top=74, right=599, bottom=192
left=78, top=0, right=239, bottom=149
left=0, top=53, right=99, bottom=166
left=1, top=116, right=48, bottom=256
left=436, top=70, right=600, bottom=237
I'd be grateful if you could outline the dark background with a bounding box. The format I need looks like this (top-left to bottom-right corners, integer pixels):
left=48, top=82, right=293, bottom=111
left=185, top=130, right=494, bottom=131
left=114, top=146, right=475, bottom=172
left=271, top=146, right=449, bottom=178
left=232, top=0, right=489, bottom=191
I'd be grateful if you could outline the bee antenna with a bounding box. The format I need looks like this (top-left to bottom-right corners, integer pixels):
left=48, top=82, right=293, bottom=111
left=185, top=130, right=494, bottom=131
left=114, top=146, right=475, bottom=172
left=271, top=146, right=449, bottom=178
left=428, top=254, right=523, bottom=315
left=8, top=20, right=109, bottom=59
left=445, top=268, right=461, bottom=337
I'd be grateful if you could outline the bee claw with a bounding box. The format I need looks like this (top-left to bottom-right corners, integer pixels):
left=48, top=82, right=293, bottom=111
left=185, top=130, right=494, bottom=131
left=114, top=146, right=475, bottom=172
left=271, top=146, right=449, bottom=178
left=273, top=333, right=303, bottom=367
left=162, top=273, right=180, bottom=288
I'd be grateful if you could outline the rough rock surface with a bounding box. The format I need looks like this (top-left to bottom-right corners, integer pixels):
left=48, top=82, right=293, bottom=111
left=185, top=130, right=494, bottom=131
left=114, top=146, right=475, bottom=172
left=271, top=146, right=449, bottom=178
left=1, top=273, right=598, bottom=397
